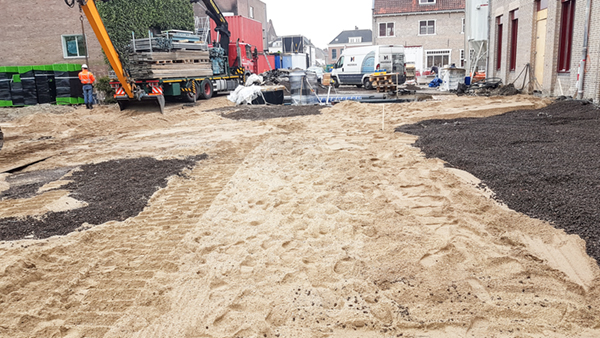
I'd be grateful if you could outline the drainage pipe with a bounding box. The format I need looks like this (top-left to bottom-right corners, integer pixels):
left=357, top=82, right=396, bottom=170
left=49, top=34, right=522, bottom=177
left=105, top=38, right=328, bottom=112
left=577, top=0, right=593, bottom=99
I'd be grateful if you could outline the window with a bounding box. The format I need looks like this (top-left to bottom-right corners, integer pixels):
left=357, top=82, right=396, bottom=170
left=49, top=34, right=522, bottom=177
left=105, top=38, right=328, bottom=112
left=509, top=9, right=519, bottom=71
left=496, top=16, right=503, bottom=70
left=62, top=35, right=87, bottom=58
left=245, top=45, right=253, bottom=59
left=419, top=0, right=436, bottom=4
left=461, top=18, right=465, bottom=34
left=332, top=49, right=337, bottom=59
left=349, top=37, right=363, bottom=43
left=426, top=50, right=451, bottom=68
left=460, top=49, right=465, bottom=67
left=419, top=20, right=436, bottom=35
left=379, top=22, right=395, bottom=37
left=537, top=0, right=549, bottom=10
left=249, top=6, right=254, bottom=18
left=558, top=0, right=575, bottom=72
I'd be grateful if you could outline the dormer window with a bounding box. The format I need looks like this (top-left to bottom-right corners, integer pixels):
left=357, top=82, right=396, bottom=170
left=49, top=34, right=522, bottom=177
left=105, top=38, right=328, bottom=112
left=349, top=37, right=362, bottom=43
left=419, top=0, right=436, bottom=4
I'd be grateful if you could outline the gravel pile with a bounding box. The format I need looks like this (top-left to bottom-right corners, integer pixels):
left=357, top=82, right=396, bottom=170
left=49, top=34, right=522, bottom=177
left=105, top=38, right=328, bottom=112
left=396, top=100, right=600, bottom=263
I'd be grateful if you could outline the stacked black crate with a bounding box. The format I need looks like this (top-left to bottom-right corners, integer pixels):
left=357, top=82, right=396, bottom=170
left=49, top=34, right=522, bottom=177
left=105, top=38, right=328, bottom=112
left=54, top=64, right=82, bottom=105
left=34, top=67, right=57, bottom=104
left=0, top=73, right=12, bottom=107
left=19, top=68, right=39, bottom=106
left=10, top=74, right=25, bottom=107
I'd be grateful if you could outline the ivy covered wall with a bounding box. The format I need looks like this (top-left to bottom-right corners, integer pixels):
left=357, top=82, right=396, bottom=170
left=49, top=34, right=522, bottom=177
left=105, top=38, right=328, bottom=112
left=96, top=0, right=194, bottom=62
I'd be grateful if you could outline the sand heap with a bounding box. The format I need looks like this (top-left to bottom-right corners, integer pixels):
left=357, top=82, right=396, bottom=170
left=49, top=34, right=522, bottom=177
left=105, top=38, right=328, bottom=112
left=0, top=95, right=598, bottom=338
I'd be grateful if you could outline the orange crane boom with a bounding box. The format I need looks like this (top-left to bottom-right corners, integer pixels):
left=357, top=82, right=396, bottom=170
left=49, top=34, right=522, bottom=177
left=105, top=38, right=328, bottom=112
left=77, top=0, right=134, bottom=99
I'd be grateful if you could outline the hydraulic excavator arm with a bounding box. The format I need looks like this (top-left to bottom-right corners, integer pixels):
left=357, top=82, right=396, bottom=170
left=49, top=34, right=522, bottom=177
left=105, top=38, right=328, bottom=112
left=74, top=0, right=134, bottom=99
left=195, top=0, right=231, bottom=55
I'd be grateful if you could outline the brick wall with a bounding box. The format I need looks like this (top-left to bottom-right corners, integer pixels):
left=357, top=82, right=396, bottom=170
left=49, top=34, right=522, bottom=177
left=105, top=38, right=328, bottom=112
left=0, top=1, right=107, bottom=76
left=489, top=0, right=599, bottom=101
left=373, top=12, right=466, bottom=69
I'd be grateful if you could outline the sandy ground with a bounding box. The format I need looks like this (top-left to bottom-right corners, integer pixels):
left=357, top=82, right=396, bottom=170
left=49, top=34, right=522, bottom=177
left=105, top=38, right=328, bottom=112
left=0, top=95, right=599, bottom=338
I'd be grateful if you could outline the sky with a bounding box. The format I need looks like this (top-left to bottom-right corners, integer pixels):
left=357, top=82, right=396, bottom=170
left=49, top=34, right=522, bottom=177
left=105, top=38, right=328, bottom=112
left=260, top=0, right=373, bottom=50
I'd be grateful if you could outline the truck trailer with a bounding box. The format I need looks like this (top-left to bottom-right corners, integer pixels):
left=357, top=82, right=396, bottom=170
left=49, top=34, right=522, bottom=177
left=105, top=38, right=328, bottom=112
left=72, top=0, right=258, bottom=113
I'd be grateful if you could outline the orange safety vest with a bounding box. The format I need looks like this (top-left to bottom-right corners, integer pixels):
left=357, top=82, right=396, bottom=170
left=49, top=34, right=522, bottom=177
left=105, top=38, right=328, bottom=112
left=79, top=70, right=96, bottom=85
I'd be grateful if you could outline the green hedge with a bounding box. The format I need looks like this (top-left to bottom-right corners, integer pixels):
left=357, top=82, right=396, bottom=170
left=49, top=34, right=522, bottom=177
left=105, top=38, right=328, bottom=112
left=97, top=0, right=194, bottom=65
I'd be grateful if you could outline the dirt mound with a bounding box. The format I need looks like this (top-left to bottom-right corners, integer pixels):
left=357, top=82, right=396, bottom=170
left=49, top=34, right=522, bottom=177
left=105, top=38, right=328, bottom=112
left=219, top=105, right=322, bottom=121
left=0, top=104, right=76, bottom=123
left=397, top=100, right=600, bottom=263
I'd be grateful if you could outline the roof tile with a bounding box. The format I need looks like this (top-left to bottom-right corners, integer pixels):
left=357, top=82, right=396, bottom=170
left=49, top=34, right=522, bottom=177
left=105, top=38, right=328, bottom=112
left=374, top=0, right=465, bottom=15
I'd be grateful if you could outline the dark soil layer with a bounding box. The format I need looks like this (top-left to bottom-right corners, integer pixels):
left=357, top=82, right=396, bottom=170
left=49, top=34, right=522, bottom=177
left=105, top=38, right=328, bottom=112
left=1, top=167, right=74, bottom=200
left=396, top=100, right=600, bottom=263
left=0, top=155, right=207, bottom=241
left=219, top=105, right=322, bottom=121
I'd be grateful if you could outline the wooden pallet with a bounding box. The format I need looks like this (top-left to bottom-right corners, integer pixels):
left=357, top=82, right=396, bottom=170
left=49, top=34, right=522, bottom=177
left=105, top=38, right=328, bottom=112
left=130, top=51, right=210, bottom=62
left=376, top=85, right=398, bottom=93
left=370, top=73, right=400, bottom=92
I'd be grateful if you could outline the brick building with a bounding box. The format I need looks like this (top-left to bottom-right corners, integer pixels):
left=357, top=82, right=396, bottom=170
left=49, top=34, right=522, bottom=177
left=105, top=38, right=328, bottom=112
left=489, top=0, right=600, bottom=101
left=194, top=0, right=269, bottom=50
left=373, top=0, right=466, bottom=74
left=327, top=28, right=373, bottom=64
left=0, top=1, right=107, bottom=75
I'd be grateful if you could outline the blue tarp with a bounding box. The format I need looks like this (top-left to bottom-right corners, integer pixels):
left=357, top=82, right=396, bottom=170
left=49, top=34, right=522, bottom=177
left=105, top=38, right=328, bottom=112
left=429, top=77, right=443, bottom=88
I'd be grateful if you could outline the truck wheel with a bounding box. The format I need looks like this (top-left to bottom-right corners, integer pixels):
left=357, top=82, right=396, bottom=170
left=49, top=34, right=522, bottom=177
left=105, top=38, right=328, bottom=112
left=199, top=79, right=214, bottom=100
left=184, top=81, right=197, bottom=102
left=117, top=100, right=129, bottom=111
left=363, top=78, right=373, bottom=90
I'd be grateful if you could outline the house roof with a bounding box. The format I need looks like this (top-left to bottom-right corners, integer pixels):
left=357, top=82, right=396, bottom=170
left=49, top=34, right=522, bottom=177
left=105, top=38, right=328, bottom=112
left=374, top=0, right=465, bottom=15
left=328, top=29, right=372, bottom=45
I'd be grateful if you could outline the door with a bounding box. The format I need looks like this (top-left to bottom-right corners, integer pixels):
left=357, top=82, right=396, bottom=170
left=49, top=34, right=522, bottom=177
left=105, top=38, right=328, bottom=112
left=534, top=9, right=547, bottom=86
left=404, top=47, right=424, bottom=74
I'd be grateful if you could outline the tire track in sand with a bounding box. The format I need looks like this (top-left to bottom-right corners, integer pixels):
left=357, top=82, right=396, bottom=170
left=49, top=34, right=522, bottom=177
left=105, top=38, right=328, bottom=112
left=0, top=137, right=264, bottom=338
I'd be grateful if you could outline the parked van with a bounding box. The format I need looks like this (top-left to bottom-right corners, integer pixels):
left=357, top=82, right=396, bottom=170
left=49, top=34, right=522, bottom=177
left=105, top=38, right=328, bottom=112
left=331, top=45, right=406, bottom=89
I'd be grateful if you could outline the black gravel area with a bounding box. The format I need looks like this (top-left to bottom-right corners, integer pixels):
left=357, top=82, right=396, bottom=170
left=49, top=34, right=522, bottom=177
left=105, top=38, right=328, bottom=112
left=396, top=100, right=600, bottom=263
left=1, top=167, right=74, bottom=200
left=0, top=155, right=207, bottom=241
left=219, top=105, right=322, bottom=121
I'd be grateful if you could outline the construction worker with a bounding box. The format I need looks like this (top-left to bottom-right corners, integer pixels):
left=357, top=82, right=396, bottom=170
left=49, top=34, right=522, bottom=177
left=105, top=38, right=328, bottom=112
left=78, top=64, right=96, bottom=109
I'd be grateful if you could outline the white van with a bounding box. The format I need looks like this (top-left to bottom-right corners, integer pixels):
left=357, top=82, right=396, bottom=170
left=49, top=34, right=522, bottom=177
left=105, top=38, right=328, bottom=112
left=331, top=45, right=406, bottom=89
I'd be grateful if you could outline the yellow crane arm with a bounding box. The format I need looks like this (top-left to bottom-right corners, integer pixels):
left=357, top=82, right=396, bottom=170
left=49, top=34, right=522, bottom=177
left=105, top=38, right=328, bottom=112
left=79, top=0, right=134, bottom=98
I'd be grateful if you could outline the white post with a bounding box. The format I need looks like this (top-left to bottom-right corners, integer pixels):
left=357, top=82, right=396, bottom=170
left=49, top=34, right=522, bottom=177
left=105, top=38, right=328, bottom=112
left=382, top=104, right=385, bottom=131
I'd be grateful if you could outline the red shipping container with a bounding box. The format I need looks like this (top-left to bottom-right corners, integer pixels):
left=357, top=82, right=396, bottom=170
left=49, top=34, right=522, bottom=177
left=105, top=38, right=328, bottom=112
left=256, top=54, right=275, bottom=74
left=210, top=15, right=264, bottom=52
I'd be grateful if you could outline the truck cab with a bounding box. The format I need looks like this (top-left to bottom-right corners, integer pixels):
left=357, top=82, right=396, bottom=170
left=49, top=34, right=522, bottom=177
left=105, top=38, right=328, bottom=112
left=227, top=42, right=258, bottom=75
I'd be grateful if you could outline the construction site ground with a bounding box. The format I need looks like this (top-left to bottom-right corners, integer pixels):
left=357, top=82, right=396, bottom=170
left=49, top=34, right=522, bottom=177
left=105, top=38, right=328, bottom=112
left=0, top=94, right=599, bottom=338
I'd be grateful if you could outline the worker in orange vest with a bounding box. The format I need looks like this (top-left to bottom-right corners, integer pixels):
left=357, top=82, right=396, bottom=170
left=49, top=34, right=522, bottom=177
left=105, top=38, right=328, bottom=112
left=78, top=64, right=96, bottom=109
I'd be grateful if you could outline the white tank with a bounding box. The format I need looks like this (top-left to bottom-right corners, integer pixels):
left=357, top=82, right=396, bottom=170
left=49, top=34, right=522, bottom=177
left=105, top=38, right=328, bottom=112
left=466, top=0, right=489, bottom=42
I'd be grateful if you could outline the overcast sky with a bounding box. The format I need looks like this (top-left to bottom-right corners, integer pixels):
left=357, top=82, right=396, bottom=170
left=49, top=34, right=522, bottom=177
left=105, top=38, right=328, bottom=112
left=260, top=0, right=373, bottom=49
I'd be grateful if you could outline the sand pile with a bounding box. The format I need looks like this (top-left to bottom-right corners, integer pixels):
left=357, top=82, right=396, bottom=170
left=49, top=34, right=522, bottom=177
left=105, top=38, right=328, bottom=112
left=0, top=95, right=597, bottom=337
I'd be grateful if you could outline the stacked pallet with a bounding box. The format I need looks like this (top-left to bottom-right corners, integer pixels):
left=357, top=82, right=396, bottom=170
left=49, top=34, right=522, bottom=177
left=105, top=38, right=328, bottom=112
left=369, top=73, right=398, bottom=93
left=129, top=51, right=213, bottom=79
